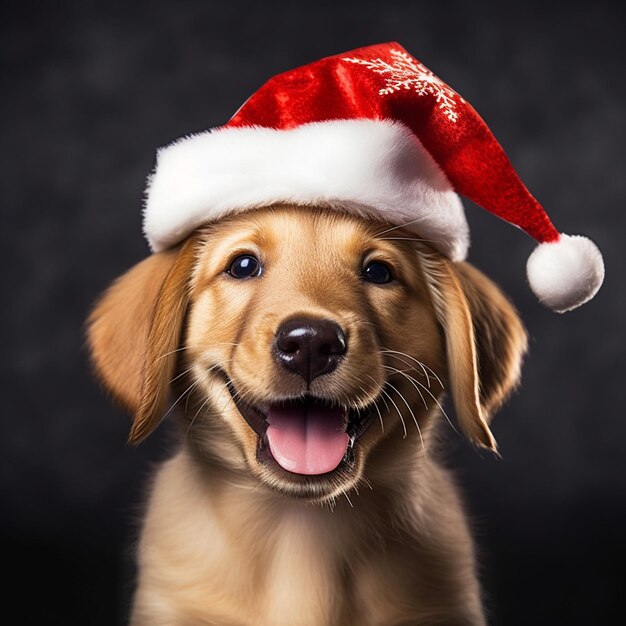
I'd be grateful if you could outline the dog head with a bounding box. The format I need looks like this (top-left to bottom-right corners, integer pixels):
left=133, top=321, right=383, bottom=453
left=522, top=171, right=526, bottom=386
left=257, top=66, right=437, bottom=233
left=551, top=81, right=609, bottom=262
left=88, top=206, right=526, bottom=502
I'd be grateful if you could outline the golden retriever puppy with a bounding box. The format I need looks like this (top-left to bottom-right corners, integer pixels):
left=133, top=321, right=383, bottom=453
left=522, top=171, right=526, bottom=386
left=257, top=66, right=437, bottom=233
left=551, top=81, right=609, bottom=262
left=88, top=205, right=527, bottom=626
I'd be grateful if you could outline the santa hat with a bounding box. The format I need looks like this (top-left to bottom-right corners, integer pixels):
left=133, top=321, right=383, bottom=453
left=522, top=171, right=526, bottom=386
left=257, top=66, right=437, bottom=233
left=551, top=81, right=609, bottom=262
left=144, top=42, right=604, bottom=313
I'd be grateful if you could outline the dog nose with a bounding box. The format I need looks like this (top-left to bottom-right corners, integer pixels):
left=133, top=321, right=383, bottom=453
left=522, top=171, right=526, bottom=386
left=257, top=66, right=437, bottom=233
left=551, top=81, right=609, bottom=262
left=274, top=318, right=347, bottom=382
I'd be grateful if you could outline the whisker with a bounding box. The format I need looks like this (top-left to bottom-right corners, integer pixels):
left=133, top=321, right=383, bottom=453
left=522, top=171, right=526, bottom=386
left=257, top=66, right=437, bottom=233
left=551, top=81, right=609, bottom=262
left=412, top=377, right=459, bottom=437
left=377, top=237, right=435, bottom=244
left=389, top=366, right=459, bottom=438
left=374, top=216, right=429, bottom=237
left=373, top=382, right=392, bottom=415
left=183, top=362, right=228, bottom=412
left=370, top=378, right=406, bottom=439
left=358, top=385, right=384, bottom=433
left=385, top=380, right=425, bottom=454
left=365, top=374, right=389, bottom=413
left=170, top=365, right=195, bottom=385
left=156, top=346, right=187, bottom=362
left=177, top=359, right=233, bottom=408
left=359, top=474, right=374, bottom=491
left=383, top=365, right=428, bottom=410
left=417, top=362, right=443, bottom=389
left=186, top=393, right=212, bottom=438
left=381, top=349, right=431, bottom=386
left=381, top=348, right=444, bottom=389
left=162, top=378, right=202, bottom=424
left=382, top=356, right=459, bottom=438
left=186, top=377, right=236, bottom=437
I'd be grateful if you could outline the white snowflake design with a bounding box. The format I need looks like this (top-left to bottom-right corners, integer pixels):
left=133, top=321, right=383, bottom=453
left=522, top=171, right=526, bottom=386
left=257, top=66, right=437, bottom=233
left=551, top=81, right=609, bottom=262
left=343, top=49, right=462, bottom=123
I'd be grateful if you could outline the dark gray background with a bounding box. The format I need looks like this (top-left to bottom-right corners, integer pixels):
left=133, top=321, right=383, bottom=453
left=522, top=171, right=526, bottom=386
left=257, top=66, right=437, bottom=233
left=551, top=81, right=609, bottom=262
left=2, top=1, right=624, bottom=624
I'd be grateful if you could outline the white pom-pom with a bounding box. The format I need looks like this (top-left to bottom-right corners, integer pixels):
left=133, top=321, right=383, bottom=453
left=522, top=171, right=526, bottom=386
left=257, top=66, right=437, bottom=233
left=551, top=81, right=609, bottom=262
left=526, top=234, right=604, bottom=313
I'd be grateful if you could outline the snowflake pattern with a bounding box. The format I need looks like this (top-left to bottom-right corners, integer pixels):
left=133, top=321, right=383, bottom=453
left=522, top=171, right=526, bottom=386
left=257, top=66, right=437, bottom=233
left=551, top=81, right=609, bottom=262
left=343, top=49, right=462, bottom=123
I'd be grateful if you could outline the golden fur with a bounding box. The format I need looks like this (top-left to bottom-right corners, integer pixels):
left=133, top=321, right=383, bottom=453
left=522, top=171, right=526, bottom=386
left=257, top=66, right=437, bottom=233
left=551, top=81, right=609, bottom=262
left=88, top=206, right=527, bottom=625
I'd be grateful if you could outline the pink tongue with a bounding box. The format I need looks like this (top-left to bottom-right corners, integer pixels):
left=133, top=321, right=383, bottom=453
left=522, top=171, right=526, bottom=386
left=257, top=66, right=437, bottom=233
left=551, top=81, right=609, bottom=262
left=266, top=401, right=349, bottom=475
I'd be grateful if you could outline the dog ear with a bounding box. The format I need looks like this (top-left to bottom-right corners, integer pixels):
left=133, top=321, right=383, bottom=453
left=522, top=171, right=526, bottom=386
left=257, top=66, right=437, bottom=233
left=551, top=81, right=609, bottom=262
left=87, top=236, right=200, bottom=443
left=422, top=256, right=527, bottom=450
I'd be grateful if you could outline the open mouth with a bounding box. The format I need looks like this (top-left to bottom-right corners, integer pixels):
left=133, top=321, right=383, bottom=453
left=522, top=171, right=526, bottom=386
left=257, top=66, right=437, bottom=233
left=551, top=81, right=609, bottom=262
left=226, top=382, right=379, bottom=476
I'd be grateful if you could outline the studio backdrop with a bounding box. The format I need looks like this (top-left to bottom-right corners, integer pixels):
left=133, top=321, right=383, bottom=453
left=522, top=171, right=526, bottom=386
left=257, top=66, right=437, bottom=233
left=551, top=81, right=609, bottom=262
left=2, top=1, right=624, bottom=624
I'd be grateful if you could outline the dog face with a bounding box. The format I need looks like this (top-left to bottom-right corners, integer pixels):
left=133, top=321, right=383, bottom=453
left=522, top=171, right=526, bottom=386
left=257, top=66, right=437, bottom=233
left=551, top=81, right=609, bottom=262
left=183, top=207, right=445, bottom=500
left=88, top=206, right=527, bottom=502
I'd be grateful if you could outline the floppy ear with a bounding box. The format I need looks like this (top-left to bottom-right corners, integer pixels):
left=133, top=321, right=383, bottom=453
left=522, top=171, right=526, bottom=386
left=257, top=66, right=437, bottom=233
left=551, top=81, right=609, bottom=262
left=87, top=235, right=200, bottom=443
left=422, top=255, right=528, bottom=451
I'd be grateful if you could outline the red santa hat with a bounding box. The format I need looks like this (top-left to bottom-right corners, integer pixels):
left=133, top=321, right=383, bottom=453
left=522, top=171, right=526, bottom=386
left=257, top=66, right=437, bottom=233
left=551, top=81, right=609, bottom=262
left=144, top=42, right=604, bottom=313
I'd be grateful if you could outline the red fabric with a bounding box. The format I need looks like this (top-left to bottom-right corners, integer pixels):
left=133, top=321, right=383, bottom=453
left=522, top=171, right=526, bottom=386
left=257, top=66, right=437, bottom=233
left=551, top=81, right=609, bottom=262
left=226, top=43, right=559, bottom=244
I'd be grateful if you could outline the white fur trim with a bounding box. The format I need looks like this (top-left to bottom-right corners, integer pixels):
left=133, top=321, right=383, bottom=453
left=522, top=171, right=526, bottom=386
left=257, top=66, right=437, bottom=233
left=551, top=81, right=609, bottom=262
left=526, top=234, right=605, bottom=313
left=144, top=119, right=468, bottom=259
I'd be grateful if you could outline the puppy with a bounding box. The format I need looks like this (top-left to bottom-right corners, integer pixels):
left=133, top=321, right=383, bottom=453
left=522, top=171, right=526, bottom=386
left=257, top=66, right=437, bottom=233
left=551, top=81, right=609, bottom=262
left=88, top=205, right=527, bottom=626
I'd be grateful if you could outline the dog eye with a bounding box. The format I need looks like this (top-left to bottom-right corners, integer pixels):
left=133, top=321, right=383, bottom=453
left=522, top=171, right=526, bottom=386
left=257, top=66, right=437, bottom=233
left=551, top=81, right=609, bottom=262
left=227, top=255, right=262, bottom=279
left=362, top=261, right=393, bottom=284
